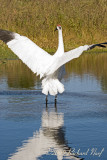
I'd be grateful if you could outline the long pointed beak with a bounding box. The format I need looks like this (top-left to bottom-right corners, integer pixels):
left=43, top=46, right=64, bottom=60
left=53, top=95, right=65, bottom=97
left=54, top=28, right=57, bottom=32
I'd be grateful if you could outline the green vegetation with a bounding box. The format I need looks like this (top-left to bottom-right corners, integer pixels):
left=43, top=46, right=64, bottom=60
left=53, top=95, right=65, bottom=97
left=0, top=0, right=107, bottom=59
left=0, top=44, right=18, bottom=60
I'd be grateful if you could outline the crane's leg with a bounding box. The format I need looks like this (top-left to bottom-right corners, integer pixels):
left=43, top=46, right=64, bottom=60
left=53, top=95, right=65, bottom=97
left=55, top=95, right=57, bottom=105
left=46, top=96, right=48, bottom=105
left=55, top=97, right=57, bottom=112
left=46, top=97, right=48, bottom=110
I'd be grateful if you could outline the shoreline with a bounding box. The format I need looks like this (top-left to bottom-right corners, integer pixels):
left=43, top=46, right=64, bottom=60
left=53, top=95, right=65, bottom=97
left=0, top=48, right=107, bottom=61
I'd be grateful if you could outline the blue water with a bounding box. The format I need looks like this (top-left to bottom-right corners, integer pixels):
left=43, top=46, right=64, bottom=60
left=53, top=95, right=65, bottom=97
left=0, top=59, right=107, bottom=160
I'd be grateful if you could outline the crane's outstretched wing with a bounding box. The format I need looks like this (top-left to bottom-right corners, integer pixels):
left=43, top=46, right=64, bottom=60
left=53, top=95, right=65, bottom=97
left=45, top=42, right=107, bottom=76
left=0, top=29, right=52, bottom=78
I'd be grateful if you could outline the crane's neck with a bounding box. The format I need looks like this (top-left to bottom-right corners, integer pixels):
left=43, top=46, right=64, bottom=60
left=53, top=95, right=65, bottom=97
left=55, top=29, right=64, bottom=56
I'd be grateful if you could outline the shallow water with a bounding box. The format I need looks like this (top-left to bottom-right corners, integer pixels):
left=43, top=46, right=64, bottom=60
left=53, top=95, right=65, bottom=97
left=0, top=53, right=107, bottom=160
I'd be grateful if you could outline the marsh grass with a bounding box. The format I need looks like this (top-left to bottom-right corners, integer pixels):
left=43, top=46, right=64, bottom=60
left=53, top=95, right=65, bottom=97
left=0, top=0, right=107, bottom=59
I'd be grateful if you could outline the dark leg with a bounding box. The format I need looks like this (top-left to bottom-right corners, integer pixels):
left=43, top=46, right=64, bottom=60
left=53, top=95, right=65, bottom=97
left=46, top=96, right=48, bottom=110
left=55, top=98, right=57, bottom=112
left=55, top=95, right=57, bottom=105
left=46, top=96, right=48, bottom=105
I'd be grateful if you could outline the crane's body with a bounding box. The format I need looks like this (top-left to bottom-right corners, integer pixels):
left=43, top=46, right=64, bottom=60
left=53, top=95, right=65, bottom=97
left=0, top=25, right=107, bottom=101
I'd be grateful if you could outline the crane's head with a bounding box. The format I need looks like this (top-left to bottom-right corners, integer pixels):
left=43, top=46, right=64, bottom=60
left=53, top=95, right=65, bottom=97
left=54, top=25, right=62, bottom=31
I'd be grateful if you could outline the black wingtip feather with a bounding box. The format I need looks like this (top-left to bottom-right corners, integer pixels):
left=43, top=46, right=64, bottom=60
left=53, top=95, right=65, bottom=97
left=89, top=42, right=107, bottom=50
left=0, top=29, right=14, bottom=44
left=101, top=42, right=107, bottom=45
left=97, top=44, right=106, bottom=48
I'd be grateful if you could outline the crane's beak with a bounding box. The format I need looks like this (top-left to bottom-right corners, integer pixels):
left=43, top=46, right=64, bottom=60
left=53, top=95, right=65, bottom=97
left=54, top=27, right=58, bottom=32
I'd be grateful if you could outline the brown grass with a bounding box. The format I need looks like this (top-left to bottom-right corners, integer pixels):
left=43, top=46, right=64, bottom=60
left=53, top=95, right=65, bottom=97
left=0, top=0, right=107, bottom=52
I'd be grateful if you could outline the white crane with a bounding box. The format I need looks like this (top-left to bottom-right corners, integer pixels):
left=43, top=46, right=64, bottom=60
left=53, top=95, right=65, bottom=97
left=0, top=25, right=107, bottom=102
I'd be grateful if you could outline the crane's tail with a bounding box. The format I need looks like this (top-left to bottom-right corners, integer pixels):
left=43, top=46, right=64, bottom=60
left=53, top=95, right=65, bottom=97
left=42, top=78, right=64, bottom=96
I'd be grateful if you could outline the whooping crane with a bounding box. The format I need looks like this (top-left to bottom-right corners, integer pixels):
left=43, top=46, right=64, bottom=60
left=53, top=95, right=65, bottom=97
left=0, top=25, right=107, bottom=103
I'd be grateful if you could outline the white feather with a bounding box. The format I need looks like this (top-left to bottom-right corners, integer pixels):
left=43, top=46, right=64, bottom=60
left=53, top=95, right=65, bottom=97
left=45, top=45, right=89, bottom=76
left=7, top=33, right=53, bottom=78
left=42, top=77, right=64, bottom=96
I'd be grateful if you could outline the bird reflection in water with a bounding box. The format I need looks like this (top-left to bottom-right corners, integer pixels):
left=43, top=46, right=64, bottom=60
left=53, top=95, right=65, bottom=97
left=8, top=103, right=83, bottom=160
